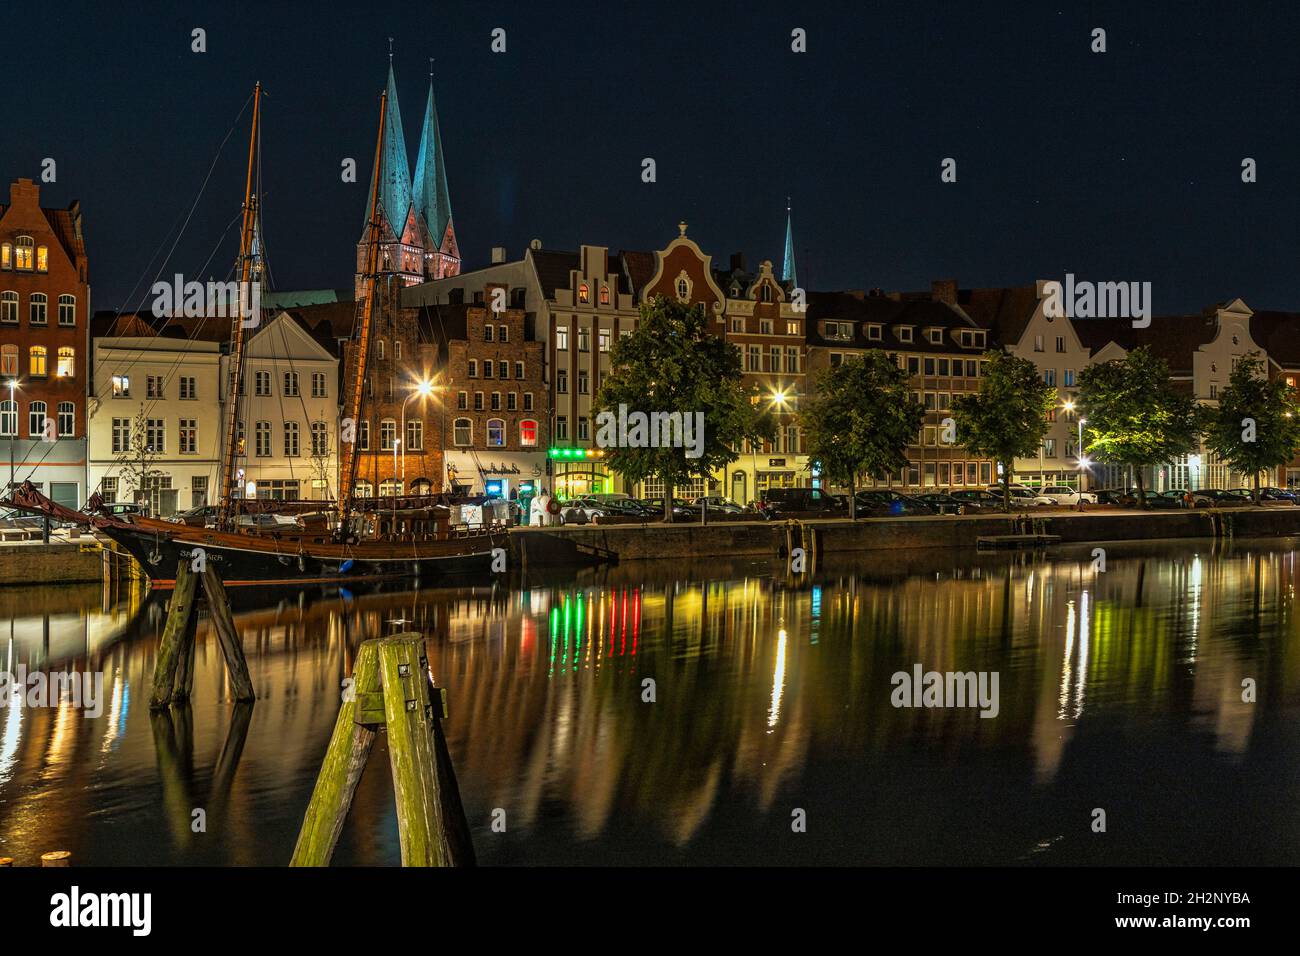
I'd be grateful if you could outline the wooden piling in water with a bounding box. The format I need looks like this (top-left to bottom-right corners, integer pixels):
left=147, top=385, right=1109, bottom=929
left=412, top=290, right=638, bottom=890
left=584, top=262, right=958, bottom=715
left=40, top=851, right=71, bottom=867
left=291, top=634, right=475, bottom=867
left=149, top=561, right=199, bottom=709
left=0, top=858, right=12, bottom=867
left=202, top=566, right=255, bottom=702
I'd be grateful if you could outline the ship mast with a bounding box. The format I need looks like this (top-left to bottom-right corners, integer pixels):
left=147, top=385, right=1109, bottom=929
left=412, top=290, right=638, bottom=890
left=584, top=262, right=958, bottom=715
left=337, top=88, right=389, bottom=526
left=218, top=81, right=263, bottom=527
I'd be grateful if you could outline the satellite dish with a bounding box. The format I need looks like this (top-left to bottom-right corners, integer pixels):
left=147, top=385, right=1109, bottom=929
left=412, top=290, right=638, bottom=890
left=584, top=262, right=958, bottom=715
left=529, top=239, right=542, bottom=251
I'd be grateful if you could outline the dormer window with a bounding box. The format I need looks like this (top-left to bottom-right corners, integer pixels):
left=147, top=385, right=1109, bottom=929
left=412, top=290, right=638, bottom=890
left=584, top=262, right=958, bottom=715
left=824, top=321, right=853, bottom=342
left=866, top=324, right=882, bottom=341
left=759, top=285, right=773, bottom=303
left=579, top=283, right=590, bottom=304
left=896, top=326, right=914, bottom=343
left=14, top=237, right=34, bottom=271
left=927, top=328, right=944, bottom=344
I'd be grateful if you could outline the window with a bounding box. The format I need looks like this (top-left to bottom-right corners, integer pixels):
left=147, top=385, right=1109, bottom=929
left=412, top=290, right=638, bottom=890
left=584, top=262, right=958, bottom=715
left=0, top=291, right=16, bottom=323
left=57, top=347, right=74, bottom=378
left=483, top=360, right=494, bottom=379
left=255, top=370, right=270, bottom=396
left=676, top=278, right=689, bottom=299
left=457, top=390, right=467, bottom=410
left=29, top=346, right=46, bottom=376
left=378, top=338, right=387, bottom=358
left=897, top=326, right=913, bottom=343
left=146, top=418, right=165, bottom=453
left=1033, top=335, right=1044, bottom=352
left=358, top=420, right=370, bottom=451
left=487, top=418, right=505, bottom=447
left=0, top=345, right=15, bottom=376
left=578, top=328, right=590, bottom=352
left=577, top=416, right=589, bottom=441
left=556, top=326, right=568, bottom=350
left=379, top=419, right=397, bottom=451
left=111, top=417, right=130, bottom=452
left=474, top=391, right=484, bottom=411
left=867, top=324, right=882, bottom=341
left=927, top=328, right=943, bottom=344
left=311, top=421, right=328, bottom=457
left=354, top=479, right=373, bottom=499
left=578, top=283, right=590, bottom=304
left=176, top=375, right=196, bottom=399
left=578, top=371, right=589, bottom=394
left=14, top=237, right=34, bottom=271
left=483, top=325, right=493, bottom=343
left=255, top=421, right=271, bottom=456
left=0, top=243, right=8, bottom=269
left=284, top=371, right=299, bottom=397
left=524, top=392, right=533, bottom=411
left=394, top=341, right=402, bottom=360
left=731, top=316, right=744, bottom=333
left=284, top=421, right=300, bottom=456
left=1043, top=368, right=1056, bottom=387
left=499, top=325, right=508, bottom=343
left=598, top=331, right=610, bottom=352
left=192, top=475, right=209, bottom=508
left=515, top=361, right=524, bottom=379
left=146, top=375, right=163, bottom=399
left=468, top=359, right=478, bottom=378
left=557, top=370, right=568, bottom=393
left=1064, top=369, right=1075, bottom=387
left=101, top=477, right=118, bottom=503
left=179, top=418, right=196, bottom=454
left=555, top=416, right=568, bottom=440
left=36, top=246, right=47, bottom=272
left=29, top=293, right=46, bottom=325
left=599, top=286, right=610, bottom=305
left=112, top=375, right=130, bottom=398
left=507, top=392, right=517, bottom=411
left=0, top=400, right=13, bottom=437
left=312, top=372, right=327, bottom=397
left=28, top=401, right=46, bottom=438
left=520, top=419, right=538, bottom=446
left=1043, top=438, right=1057, bottom=457
left=55, top=294, right=73, bottom=326
left=453, top=418, right=471, bottom=446
left=490, top=391, right=501, bottom=411
left=1055, top=336, right=1066, bottom=353
left=406, top=419, right=423, bottom=451
left=925, top=358, right=936, bottom=375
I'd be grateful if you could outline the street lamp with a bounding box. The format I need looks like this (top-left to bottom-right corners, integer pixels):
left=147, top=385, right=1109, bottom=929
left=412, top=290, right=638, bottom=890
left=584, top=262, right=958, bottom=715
left=5, top=377, right=18, bottom=496
left=399, top=379, right=436, bottom=494
left=1077, top=417, right=1087, bottom=492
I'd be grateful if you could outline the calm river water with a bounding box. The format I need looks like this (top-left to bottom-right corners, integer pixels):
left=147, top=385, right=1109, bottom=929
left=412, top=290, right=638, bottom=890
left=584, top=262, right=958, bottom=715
left=1, top=538, right=1297, bottom=866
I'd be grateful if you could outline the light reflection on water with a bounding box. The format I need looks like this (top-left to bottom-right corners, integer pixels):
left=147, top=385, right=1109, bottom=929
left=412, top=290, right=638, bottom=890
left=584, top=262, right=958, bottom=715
left=0, top=538, right=1298, bottom=866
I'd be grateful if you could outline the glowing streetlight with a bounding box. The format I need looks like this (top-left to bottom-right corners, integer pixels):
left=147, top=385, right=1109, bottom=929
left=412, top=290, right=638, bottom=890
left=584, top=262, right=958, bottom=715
left=399, top=379, right=439, bottom=495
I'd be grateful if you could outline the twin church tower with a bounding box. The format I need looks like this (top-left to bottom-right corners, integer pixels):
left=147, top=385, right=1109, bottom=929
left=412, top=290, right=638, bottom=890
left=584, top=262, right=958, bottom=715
left=354, top=60, right=461, bottom=297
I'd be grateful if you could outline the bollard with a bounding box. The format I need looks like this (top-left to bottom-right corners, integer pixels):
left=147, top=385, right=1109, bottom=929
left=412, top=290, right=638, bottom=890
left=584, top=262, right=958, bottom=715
left=40, top=851, right=71, bottom=867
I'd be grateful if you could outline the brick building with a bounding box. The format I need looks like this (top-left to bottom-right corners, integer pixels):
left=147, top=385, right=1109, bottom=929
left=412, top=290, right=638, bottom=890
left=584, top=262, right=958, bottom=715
left=416, top=283, right=547, bottom=498
left=0, top=177, right=89, bottom=508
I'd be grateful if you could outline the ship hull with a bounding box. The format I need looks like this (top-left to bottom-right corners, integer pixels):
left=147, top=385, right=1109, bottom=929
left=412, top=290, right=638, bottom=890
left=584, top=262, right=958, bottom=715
left=99, top=521, right=501, bottom=588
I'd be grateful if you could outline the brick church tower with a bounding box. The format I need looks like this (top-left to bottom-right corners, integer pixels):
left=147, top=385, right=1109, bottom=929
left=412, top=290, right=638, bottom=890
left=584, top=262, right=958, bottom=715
left=354, top=60, right=460, bottom=298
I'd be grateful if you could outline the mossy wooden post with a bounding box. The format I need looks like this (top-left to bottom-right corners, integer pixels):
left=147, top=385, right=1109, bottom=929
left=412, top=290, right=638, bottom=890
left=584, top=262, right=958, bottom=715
left=290, top=642, right=380, bottom=867
left=291, top=634, right=475, bottom=867
left=202, top=565, right=255, bottom=702
left=149, top=561, right=199, bottom=709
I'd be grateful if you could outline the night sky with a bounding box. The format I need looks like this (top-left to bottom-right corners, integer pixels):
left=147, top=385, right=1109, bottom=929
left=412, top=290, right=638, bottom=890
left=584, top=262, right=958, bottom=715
left=7, top=1, right=1299, bottom=315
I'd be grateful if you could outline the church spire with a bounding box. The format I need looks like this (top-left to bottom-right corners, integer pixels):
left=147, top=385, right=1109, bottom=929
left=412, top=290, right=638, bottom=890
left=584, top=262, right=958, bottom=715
left=412, top=65, right=454, bottom=254
left=782, top=198, right=797, bottom=288
left=363, top=59, right=412, bottom=235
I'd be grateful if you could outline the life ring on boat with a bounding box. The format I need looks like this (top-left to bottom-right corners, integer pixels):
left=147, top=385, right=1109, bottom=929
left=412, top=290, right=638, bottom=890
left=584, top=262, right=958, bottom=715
left=546, top=498, right=561, bottom=515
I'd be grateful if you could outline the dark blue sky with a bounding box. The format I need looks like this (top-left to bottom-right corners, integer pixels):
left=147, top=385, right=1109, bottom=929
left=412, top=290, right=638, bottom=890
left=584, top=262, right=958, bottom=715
left=7, top=0, right=1299, bottom=315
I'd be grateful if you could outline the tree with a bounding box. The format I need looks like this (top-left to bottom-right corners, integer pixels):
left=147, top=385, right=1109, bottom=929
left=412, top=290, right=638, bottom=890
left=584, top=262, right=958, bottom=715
left=116, top=409, right=165, bottom=513
left=1204, top=351, right=1300, bottom=502
left=593, top=296, right=775, bottom=521
left=1077, top=346, right=1201, bottom=507
left=950, top=350, right=1056, bottom=512
left=800, top=352, right=924, bottom=518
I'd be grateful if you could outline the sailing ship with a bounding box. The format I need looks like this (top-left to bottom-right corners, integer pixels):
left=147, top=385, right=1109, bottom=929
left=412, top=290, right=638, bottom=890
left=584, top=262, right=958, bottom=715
left=4, top=82, right=503, bottom=587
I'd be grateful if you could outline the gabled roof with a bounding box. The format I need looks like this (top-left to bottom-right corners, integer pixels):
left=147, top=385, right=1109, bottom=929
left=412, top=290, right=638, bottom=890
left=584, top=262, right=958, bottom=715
left=618, top=250, right=656, bottom=300
left=805, top=291, right=992, bottom=351
left=529, top=249, right=580, bottom=300
left=1071, top=314, right=1218, bottom=375
left=952, top=285, right=1039, bottom=347
left=1249, top=310, right=1300, bottom=368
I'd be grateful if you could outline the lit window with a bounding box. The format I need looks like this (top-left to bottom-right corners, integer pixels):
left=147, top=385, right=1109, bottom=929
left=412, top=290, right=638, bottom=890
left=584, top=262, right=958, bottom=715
left=112, top=375, right=130, bottom=397
left=487, top=418, right=505, bottom=447
left=0, top=243, right=9, bottom=269
left=454, top=418, right=471, bottom=446
left=57, top=347, right=74, bottom=377
left=179, top=418, right=197, bottom=454
left=599, top=286, right=610, bottom=305
left=578, top=283, right=590, bottom=304
left=36, top=245, right=48, bottom=272
left=14, top=237, right=34, bottom=271
left=520, top=419, right=538, bottom=446
left=406, top=419, right=423, bottom=450
left=29, top=345, right=46, bottom=376
left=379, top=419, right=396, bottom=451
left=0, top=345, right=15, bottom=376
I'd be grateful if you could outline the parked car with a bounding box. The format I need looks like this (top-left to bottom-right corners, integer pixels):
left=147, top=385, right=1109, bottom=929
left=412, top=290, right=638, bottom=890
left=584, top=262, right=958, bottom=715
left=94, top=501, right=148, bottom=519
left=1187, top=488, right=1248, bottom=507
left=692, top=495, right=744, bottom=514
left=235, top=512, right=301, bottom=529
left=642, top=497, right=702, bottom=519
left=916, top=492, right=973, bottom=514
left=1148, top=489, right=1190, bottom=509
left=854, top=490, right=937, bottom=516
left=1260, top=487, right=1299, bottom=502
left=1089, top=487, right=1133, bottom=506
left=758, top=488, right=845, bottom=518
left=950, top=489, right=1007, bottom=509
left=558, top=497, right=609, bottom=524
left=1038, top=485, right=1099, bottom=506
left=169, top=505, right=221, bottom=527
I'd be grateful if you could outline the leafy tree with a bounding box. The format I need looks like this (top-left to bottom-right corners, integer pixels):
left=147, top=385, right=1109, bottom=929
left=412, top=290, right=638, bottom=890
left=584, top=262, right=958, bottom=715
left=800, top=352, right=924, bottom=518
left=1077, top=346, right=1201, bottom=507
left=1204, top=351, right=1300, bottom=502
left=116, top=409, right=165, bottom=513
left=593, top=296, right=775, bottom=521
left=951, top=350, right=1056, bottom=512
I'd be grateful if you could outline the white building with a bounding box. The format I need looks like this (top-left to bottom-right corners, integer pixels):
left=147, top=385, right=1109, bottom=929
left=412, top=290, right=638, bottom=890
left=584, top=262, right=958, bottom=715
left=222, top=310, right=340, bottom=502
left=88, top=314, right=223, bottom=516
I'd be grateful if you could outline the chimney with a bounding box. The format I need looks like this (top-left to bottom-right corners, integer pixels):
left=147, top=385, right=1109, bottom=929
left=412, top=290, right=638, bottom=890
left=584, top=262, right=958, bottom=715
left=9, top=178, right=38, bottom=207
left=491, top=246, right=507, bottom=264
left=730, top=252, right=746, bottom=274
left=931, top=279, right=957, bottom=305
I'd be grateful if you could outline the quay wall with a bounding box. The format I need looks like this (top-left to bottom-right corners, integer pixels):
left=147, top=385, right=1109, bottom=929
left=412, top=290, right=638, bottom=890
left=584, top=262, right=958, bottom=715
left=0, top=541, right=103, bottom=585
left=511, top=507, right=1300, bottom=567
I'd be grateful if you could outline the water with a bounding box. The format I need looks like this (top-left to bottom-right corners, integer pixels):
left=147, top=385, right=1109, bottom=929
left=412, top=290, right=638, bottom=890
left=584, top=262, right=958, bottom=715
left=1, top=538, right=1298, bottom=866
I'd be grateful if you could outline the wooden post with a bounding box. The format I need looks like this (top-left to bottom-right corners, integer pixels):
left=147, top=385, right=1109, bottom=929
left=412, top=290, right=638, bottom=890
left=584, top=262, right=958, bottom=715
left=149, top=561, right=199, bottom=709
left=202, top=566, right=255, bottom=702
left=290, top=642, right=380, bottom=867
left=0, top=858, right=13, bottom=867
left=173, top=608, right=198, bottom=702
left=40, top=851, right=71, bottom=867
left=291, top=635, right=475, bottom=867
